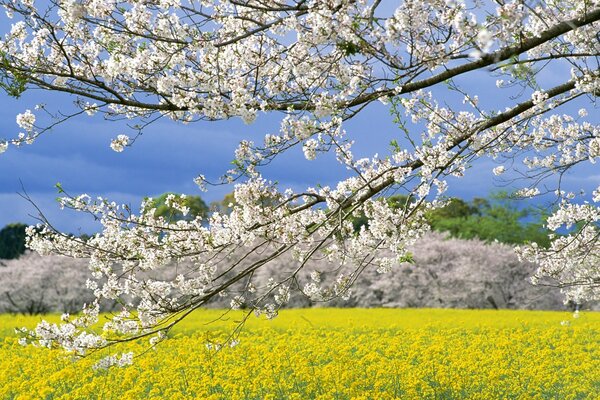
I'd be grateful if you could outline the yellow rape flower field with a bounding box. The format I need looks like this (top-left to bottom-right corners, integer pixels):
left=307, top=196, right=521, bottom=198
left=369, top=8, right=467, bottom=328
left=0, top=308, right=598, bottom=399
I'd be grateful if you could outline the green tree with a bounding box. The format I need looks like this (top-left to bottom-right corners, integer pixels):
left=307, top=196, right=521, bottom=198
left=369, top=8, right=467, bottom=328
left=426, top=198, right=478, bottom=223
left=144, top=193, right=208, bottom=222
left=427, top=193, right=551, bottom=247
left=210, top=192, right=237, bottom=214
left=350, top=193, right=552, bottom=247
left=0, top=223, right=27, bottom=259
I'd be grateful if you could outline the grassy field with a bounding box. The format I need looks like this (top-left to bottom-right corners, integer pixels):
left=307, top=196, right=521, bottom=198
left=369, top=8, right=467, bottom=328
left=0, top=308, right=598, bottom=399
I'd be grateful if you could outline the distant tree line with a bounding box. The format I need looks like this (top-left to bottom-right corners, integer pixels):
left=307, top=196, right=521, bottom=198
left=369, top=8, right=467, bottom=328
left=365, top=192, right=553, bottom=247
left=0, top=192, right=553, bottom=260
left=424, top=195, right=552, bottom=247
left=0, top=233, right=574, bottom=315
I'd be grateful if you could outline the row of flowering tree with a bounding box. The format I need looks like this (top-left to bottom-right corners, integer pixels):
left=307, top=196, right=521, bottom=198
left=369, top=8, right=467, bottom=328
left=1, top=0, right=599, bottom=366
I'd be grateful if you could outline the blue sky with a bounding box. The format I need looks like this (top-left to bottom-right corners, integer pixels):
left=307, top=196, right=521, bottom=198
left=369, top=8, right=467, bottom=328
left=1, top=56, right=599, bottom=233
left=0, top=88, right=499, bottom=233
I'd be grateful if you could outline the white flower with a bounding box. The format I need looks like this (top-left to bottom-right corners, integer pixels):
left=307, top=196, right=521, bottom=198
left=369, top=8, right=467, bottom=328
left=230, top=295, right=244, bottom=310
left=493, top=166, right=506, bottom=176
left=84, top=103, right=98, bottom=116
left=149, top=331, right=166, bottom=346
left=310, top=271, right=321, bottom=283
left=468, top=49, right=483, bottom=59
left=93, top=352, right=134, bottom=370
left=417, top=183, right=430, bottom=198
left=531, top=91, right=548, bottom=105
left=476, top=29, right=493, bottom=53
left=515, top=187, right=540, bottom=198
left=110, top=134, right=130, bottom=152
left=592, top=186, right=600, bottom=203
left=588, top=138, right=600, bottom=160
left=16, top=110, right=36, bottom=132
left=193, top=175, right=207, bottom=191
left=303, top=138, right=318, bottom=161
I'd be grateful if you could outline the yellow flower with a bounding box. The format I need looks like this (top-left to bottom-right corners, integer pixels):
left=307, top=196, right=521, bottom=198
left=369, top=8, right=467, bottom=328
left=0, top=309, right=598, bottom=399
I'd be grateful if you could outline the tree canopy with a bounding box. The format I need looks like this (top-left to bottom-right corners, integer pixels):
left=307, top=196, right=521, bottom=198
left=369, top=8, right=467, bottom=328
left=351, top=194, right=552, bottom=247
left=0, top=223, right=27, bottom=259
left=425, top=195, right=552, bottom=247
left=144, top=193, right=209, bottom=222
left=3, top=0, right=600, bottom=362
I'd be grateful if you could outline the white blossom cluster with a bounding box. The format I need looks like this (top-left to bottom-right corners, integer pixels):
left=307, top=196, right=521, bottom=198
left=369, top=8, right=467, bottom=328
left=516, top=193, right=600, bottom=304
left=1, top=0, right=600, bottom=360
left=110, top=134, right=130, bottom=153
left=92, top=352, right=134, bottom=370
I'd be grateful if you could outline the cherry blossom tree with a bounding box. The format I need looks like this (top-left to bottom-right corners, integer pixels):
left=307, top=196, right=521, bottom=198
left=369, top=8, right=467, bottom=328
left=1, top=0, right=600, bottom=364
